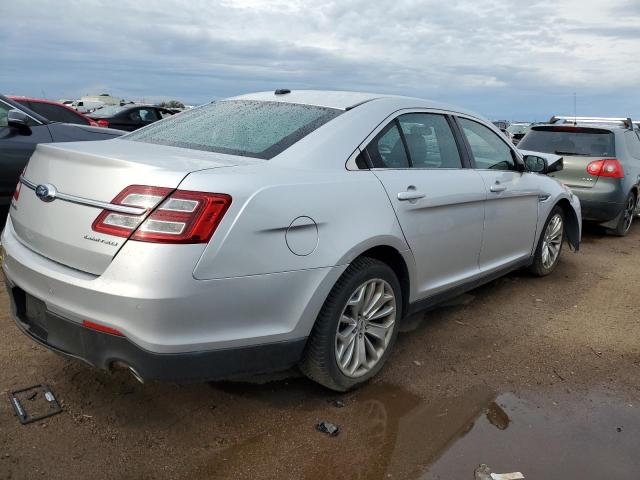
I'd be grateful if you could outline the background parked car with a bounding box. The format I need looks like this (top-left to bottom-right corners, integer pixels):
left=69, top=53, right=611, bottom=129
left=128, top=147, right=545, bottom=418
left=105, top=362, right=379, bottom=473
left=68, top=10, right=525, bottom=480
left=507, top=122, right=531, bottom=145
left=9, top=96, right=99, bottom=126
left=88, top=104, right=175, bottom=130
left=71, top=99, right=105, bottom=113
left=0, top=94, right=123, bottom=228
left=518, top=116, right=640, bottom=235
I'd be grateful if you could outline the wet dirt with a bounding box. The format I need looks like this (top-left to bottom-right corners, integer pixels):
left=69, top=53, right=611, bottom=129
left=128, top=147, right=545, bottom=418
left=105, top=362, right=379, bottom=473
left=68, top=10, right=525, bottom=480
left=425, top=389, right=640, bottom=480
left=1, top=223, right=640, bottom=479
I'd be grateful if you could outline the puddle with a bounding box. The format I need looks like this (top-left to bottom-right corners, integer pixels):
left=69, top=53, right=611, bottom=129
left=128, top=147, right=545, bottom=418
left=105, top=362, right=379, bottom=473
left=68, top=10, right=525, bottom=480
left=423, top=391, right=640, bottom=480
left=196, top=383, right=640, bottom=479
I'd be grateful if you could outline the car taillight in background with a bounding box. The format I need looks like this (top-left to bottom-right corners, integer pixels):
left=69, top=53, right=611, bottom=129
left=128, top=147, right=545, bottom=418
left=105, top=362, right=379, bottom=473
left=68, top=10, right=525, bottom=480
left=96, top=120, right=110, bottom=128
left=586, top=159, right=624, bottom=178
left=13, top=181, right=21, bottom=201
left=92, top=185, right=231, bottom=244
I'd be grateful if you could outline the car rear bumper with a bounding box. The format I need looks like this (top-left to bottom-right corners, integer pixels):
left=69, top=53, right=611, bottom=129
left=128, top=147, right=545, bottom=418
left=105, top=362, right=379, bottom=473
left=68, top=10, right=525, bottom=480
left=3, top=282, right=306, bottom=382
left=578, top=199, right=624, bottom=223
left=1, top=217, right=345, bottom=379
left=569, top=185, right=626, bottom=223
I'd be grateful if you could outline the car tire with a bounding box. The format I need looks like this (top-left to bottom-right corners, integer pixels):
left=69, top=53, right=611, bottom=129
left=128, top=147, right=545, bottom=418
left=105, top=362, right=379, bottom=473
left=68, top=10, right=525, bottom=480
left=300, top=257, right=402, bottom=391
left=608, top=191, right=636, bottom=237
left=530, top=206, right=565, bottom=277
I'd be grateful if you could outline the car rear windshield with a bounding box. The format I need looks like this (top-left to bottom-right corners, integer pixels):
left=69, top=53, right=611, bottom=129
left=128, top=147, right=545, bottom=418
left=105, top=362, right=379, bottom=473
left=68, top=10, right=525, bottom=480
left=518, top=126, right=615, bottom=157
left=90, top=105, right=128, bottom=118
left=123, top=100, right=342, bottom=159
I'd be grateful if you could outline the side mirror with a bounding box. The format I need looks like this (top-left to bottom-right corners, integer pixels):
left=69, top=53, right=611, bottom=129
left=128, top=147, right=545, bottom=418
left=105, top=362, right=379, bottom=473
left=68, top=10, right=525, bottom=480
left=7, top=109, right=32, bottom=134
left=523, top=155, right=547, bottom=173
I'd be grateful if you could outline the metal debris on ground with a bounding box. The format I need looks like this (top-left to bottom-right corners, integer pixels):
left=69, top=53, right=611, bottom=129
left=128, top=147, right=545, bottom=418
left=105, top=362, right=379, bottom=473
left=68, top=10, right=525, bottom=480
left=8, top=384, right=62, bottom=425
left=474, top=464, right=525, bottom=480
left=315, top=421, right=340, bottom=437
left=491, top=473, right=525, bottom=480
left=328, top=399, right=345, bottom=408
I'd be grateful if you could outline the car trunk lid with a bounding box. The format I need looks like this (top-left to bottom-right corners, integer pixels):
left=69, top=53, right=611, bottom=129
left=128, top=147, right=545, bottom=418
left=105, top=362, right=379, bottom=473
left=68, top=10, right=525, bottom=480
left=10, top=139, right=250, bottom=275
left=547, top=154, right=609, bottom=188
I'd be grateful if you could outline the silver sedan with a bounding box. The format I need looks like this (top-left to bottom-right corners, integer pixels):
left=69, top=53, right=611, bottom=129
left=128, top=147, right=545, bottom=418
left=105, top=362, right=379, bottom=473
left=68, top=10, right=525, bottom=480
left=1, top=90, right=581, bottom=391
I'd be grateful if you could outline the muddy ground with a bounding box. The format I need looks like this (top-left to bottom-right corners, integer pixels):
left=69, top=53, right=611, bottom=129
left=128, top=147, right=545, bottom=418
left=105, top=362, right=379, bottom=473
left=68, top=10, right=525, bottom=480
left=1, top=224, right=639, bottom=480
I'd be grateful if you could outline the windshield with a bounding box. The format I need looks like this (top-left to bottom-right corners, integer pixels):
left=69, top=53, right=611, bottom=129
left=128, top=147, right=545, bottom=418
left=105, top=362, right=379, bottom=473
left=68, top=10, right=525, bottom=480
left=518, top=126, right=615, bottom=156
left=124, top=100, right=342, bottom=159
left=90, top=105, right=127, bottom=118
left=507, top=124, right=529, bottom=135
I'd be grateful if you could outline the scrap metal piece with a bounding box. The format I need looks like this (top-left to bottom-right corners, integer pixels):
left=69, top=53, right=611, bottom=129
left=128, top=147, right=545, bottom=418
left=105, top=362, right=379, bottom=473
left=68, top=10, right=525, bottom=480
left=8, top=384, right=62, bottom=425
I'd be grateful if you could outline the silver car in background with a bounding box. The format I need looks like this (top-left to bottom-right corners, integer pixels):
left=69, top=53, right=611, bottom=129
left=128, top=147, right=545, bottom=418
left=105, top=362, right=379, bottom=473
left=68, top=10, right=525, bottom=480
left=1, top=90, right=581, bottom=391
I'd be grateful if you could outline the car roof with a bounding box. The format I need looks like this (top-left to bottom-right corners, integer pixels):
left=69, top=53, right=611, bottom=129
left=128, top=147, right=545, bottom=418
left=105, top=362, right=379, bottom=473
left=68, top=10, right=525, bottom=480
left=8, top=96, right=64, bottom=106
left=7, top=95, right=92, bottom=120
left=228, top=89, right=465, bottom=113
left=533, top=122, right=628, bottom=133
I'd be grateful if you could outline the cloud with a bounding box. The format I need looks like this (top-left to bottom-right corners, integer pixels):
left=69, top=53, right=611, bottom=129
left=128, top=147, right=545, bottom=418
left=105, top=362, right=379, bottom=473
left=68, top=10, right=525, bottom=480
left=1, top=0, right=638, bottom=119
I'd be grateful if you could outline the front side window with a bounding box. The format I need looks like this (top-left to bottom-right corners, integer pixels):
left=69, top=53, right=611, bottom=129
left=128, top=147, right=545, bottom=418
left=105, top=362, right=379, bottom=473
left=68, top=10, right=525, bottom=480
left=397, top=113, right=462, bottom=168
left=458, top=118, right=516, bottom=170
left=125, top=100, right=342, bottom=159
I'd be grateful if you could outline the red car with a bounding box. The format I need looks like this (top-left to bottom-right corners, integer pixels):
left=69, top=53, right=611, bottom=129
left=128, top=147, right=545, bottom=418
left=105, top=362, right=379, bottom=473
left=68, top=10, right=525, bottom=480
left=8, top=96, right=99, bottom=127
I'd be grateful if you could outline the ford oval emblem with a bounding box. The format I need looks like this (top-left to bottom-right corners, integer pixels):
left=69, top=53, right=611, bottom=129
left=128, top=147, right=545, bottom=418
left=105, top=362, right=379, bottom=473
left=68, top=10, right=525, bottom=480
left=35, top=184, right=57, bottom=203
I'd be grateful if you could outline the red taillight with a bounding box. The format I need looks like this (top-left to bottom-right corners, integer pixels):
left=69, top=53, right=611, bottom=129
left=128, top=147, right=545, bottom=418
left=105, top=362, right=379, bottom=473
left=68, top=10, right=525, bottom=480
left=131, top=190, right=232, bottom=243
left=91, top=185, right=232, bottom=244
left=13, top=181, right=21, bottom=201
left=96, top=119, right=109, bottom=127
left=586, top=159, right=624, bottom=178
left=92, top=185, right=172, bottom=237
left=82, top=320, right=125, bottom=337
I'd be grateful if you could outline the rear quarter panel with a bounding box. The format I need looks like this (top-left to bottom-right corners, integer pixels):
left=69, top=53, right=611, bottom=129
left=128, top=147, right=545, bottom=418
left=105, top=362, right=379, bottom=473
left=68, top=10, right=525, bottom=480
left=179, top=165, right=410, bottom=280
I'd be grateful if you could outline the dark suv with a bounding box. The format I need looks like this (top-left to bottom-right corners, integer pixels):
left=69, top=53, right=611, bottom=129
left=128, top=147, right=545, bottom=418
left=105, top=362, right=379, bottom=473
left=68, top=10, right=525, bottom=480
left=0, top=94, right=123, bottom=227
left=518, top=116, right=640, bottom=235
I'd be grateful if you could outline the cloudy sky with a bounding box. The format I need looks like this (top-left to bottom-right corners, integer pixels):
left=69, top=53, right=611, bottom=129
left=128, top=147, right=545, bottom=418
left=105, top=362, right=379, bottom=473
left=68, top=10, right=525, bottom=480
left=1, top=0, right=638, bottom=120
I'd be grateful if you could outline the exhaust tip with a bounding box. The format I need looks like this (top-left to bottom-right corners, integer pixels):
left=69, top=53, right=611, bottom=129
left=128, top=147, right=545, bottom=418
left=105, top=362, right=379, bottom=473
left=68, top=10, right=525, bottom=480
left=112, top=361, right=145, bottom=384
left=128, top=366, right=145, bottom=384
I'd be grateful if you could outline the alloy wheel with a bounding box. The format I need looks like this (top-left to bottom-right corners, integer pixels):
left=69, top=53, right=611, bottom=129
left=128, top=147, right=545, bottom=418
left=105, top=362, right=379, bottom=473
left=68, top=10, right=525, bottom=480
left=335, top=279, right=397, bottom=378
left=622, top=194, right=635, bottom=233
left=541, top=213, right=563, bottom=269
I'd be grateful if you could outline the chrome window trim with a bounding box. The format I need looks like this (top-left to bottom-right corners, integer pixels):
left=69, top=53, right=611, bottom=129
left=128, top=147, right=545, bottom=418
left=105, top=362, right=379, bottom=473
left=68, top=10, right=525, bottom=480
left=19, top=176, right=147, bottom=215
left=352, top=107, right=470, bottom=171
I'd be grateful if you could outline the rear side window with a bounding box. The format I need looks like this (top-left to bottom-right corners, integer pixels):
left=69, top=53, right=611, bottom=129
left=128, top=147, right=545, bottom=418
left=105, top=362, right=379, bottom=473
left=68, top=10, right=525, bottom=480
left=22, top=101, right=86, bottom=125
left=519, top=127, right=615, bottom=157
left=125, top=100, right=342, bottom=159
left=366, top=122, right=410, bottom=168
left=397, top=113, right=462, bottom=168
left=131, top=108, right=159, bottom=122
left=625, top=131, right=640, bottom=159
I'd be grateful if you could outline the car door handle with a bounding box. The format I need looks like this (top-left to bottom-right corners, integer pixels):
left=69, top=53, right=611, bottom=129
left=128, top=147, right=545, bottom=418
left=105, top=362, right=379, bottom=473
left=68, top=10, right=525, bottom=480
left=490, top=183, right=507, bottom=193
left=397, top=191, right=426, bottom=201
